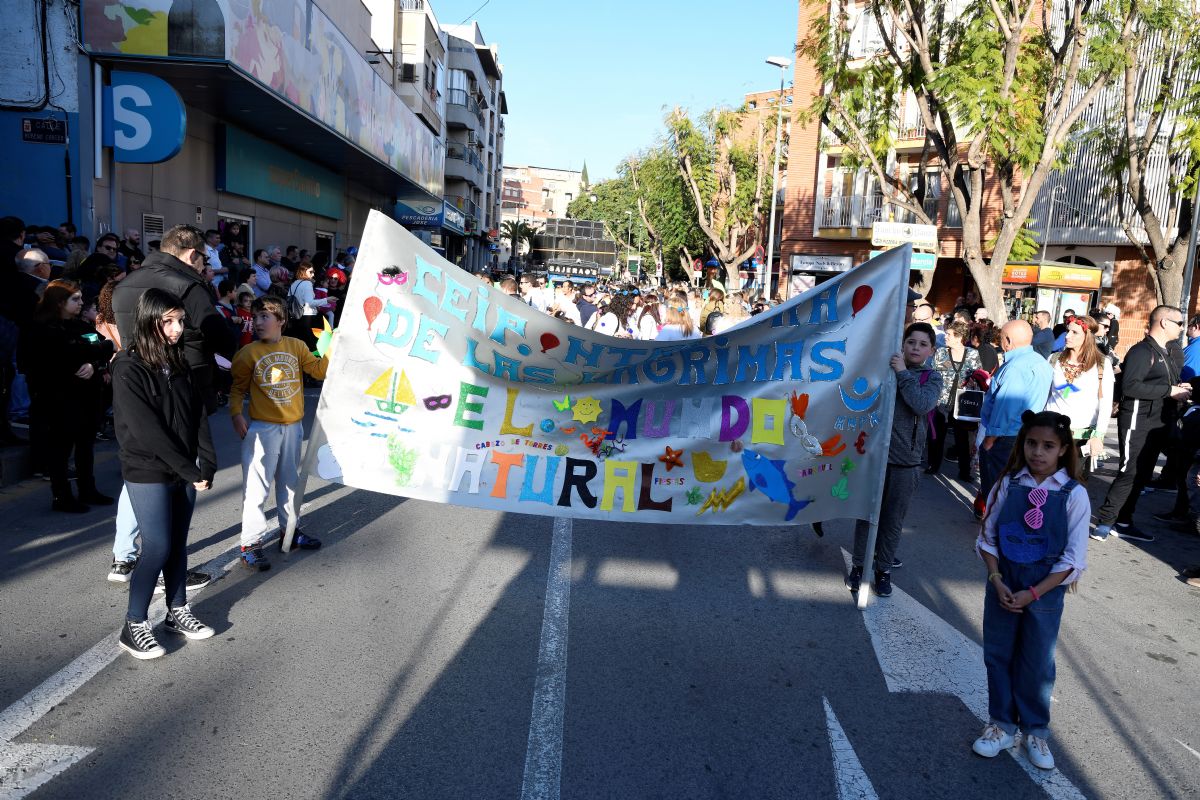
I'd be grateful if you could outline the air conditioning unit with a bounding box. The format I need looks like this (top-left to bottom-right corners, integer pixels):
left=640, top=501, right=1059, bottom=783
left=400, top=63, right=417, bottom=83
left=142, top=213, right=165, bottom=247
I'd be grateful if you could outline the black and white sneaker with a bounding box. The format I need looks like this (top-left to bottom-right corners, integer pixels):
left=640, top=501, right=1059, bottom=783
left=164, top=605, right=215, bottom=640
left=107, top=559, right=136, bottom=583
left=845, top=566, right=863, bottom=593
left=119, top=619, right=165, bottom=660
left=1113, top=523, right=1155, bottom=543
left=874, top=571, right=893, bottom=597
left=153, top=571, right=213, bottom=595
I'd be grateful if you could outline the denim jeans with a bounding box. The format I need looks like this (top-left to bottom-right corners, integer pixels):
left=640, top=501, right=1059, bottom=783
left=112, top=484, right=140, bottom=562
left=982, top=573, right=1064, bottom=739
left=125, top=481, right=196, bottom=622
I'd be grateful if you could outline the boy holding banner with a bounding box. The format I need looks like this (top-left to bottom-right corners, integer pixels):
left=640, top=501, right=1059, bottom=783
left=847, top=322, right=942, bottom=597
left=230, top=296, right=330, bottom=571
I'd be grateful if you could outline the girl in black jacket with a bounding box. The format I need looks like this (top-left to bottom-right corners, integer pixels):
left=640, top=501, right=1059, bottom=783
left=111, top=289, right=217, bottom=659
left=21, top=279, right=115, bottom=512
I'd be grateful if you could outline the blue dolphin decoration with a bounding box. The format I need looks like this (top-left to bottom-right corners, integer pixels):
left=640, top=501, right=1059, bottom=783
left=742, top=449, right=813, bottom=521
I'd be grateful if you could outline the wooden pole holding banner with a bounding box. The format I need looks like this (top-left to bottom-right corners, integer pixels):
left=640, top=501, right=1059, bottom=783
left=856, top=246, right=912, bottom=609
left=281, top=408, right=329, bottom=555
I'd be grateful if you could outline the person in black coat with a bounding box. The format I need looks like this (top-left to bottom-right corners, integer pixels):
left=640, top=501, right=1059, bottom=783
left=112, top=224, right=236, bottom=414
left=20, top=279, right=115, bottom=511
left=111, top=288, right=216, bottom=659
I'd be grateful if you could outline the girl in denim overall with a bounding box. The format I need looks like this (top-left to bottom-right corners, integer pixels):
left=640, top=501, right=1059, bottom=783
left=972, top=410, right=1090, bottom=770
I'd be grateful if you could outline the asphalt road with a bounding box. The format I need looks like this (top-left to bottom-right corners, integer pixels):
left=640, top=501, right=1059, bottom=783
left=1, top=399, right=1198, bottom=799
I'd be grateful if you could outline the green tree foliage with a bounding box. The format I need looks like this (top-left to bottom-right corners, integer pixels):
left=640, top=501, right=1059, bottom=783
left=800, top=0, right=1137, bottom=320
left=500, top=219, right=540, bottom=262
left=1084, top=0, right=1200, bottom=305
left=567, top=150, right=709, bottom=282
left=665, top=106, right=776, bottom=273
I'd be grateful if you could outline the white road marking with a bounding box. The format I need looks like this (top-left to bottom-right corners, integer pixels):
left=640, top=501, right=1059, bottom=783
left=1175, top=738, right=1200, bottom=762
left=519, top=517, right=573, bottom=800
left=0, top=542, right=248, bottom=799
left=0, top=744, right=93, bottom=800
left=822, top=697, right=879, bottom=800
left=843, top=549, right=1088, bottom=800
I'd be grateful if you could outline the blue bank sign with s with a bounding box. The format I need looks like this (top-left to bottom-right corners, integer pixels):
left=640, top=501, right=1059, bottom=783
left=102, top=71, right=186, bottom=163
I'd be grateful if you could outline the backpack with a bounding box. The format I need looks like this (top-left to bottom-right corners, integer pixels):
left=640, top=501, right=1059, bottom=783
left=286, top=280, right=309, bottom=321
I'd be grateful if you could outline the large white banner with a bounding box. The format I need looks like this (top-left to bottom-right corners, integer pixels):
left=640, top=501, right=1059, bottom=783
left=312, top=212, right=908, bottom=525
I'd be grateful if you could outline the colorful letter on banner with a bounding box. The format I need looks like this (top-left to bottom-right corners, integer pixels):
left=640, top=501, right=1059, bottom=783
left=312, top=211, right=907, bottom=525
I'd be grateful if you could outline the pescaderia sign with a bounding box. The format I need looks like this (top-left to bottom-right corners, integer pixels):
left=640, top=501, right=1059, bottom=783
left=312, top=212, right=906, bottom=525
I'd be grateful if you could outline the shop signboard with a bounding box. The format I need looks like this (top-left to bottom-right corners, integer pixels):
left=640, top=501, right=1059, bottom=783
left=101, top=71, right=186, bottom=163
left=217, top=125, right=344, bottom=219
left=1038, top=264, right=1102, bottom=290
left=791, top=254, right=853, bottom=273
left=1002, top=263, right=1039, bottom=284
left=82, top=0, right=444, bottom=195
left=869, top=250, right=936, bottom=270
left=870, top=221, right=938, bottom=250
left=395, top=194, right=443, bottom=229
left=442, top=202, right=466, bottom=235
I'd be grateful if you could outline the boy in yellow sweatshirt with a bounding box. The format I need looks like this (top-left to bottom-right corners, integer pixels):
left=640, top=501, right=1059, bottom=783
left=230, top=296, right=329, bottom=570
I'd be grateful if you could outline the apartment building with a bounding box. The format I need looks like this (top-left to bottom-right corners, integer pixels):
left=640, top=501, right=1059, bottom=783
left=434, top=21, right=508, bottom=273
left=499, top=166, right=584, bottom=265
left=781, top=1, right=1196, bottom=342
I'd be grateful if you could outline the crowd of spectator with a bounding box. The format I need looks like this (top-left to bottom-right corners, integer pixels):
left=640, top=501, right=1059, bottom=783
left=0, top=214, right=356, bottom=512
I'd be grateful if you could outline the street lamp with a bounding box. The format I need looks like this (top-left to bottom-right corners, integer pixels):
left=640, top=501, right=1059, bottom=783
left=626, top=210, right=633, bottom=281
left=764, top=55, right=791, bottom=301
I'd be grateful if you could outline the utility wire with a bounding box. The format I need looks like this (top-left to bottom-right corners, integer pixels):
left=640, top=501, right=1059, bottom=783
left=458, top=0, right=493, bottom=25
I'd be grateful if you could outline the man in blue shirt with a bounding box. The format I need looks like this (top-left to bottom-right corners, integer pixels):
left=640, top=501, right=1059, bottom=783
left=1181, top=315, right=1200, bottom=381
left=979, top=320, right=1055, bottom=505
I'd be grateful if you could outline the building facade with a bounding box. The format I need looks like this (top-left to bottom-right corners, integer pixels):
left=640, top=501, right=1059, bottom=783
left=499, top=165, right=584, bottom=266
left=0, top=0, right=505, bottom=273
left=780, top=1, right=1198, bottom=348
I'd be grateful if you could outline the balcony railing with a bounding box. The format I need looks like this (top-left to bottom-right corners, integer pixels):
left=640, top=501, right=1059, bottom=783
left=819, top=194, right=890, bottom=229
left=447, top=145, right=484, bottom=171
left=446, top=194, right=479, bottom=220
left=398, top=1, right=426, bottom=10
left=447, top=89, right=484, bottom=125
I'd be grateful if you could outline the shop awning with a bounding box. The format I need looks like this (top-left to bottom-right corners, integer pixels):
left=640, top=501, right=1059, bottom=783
left=91, top=57, right=442, bottom=210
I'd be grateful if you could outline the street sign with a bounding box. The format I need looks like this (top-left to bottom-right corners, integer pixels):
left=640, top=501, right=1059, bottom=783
left=871, top=221, right=937, bottom=251
left=791, top=254, right=853, bottom=273
left=21, top=117, right=66, bottom=144
left=869, top=250, right=936, bottom=270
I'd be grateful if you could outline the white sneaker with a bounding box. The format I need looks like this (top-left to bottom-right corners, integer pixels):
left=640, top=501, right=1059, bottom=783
left=972, top=723, right=1016, bottom=758
left=1025, top=733, right=1055, bottom=769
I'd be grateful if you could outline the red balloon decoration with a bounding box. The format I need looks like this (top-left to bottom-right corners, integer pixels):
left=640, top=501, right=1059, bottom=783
left=851, top=285, right=873, bottom=317
left=363, top=296, right=383, bottom=326
left=539, top=332, right=560, bottom=353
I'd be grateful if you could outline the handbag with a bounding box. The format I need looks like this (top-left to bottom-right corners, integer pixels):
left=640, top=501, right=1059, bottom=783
left=954, top=389, right=984, bottom=422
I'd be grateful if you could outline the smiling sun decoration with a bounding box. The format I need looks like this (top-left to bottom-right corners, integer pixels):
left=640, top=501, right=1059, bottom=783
left=572, top=396, right=602, bottom=424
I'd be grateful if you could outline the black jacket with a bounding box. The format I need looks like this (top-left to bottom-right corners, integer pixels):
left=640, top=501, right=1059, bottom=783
left=111, top=348, right=216, bottom=485
left=1119, top=337, right=1183, bottom=422
left=112, top=250, right=236, bottom=410
left=18, top=317, right=113, bottom=399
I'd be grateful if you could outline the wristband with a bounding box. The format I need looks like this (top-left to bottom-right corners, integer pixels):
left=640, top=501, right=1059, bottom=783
left=1028, top=585, right=1040, bottom=601
left=988, top=572, right=1002, bottom=582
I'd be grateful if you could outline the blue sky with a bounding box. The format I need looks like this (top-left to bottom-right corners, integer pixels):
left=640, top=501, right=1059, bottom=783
left=435, top=0, right=799, bottom=181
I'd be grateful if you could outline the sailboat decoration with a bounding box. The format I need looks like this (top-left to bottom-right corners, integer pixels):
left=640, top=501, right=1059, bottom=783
left=365, top=368, right=417, bottom=414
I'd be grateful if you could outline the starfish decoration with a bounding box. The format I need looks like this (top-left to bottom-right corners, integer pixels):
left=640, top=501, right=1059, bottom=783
left=840, top=457, right=856, bottom=475
left=659, top=446, right=685, bottom=472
